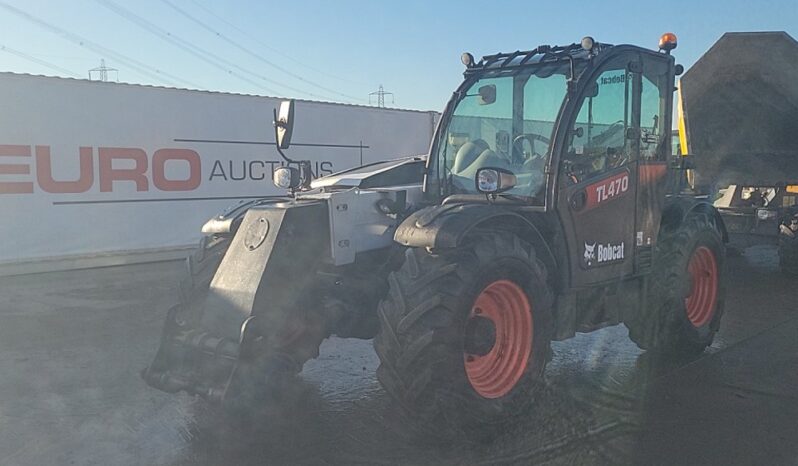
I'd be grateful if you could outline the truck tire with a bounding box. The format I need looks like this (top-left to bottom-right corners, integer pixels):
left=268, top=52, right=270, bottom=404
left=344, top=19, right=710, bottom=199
left=374, top=232, right=553, bottom=439
left=626, top=212, right=725, bottom=355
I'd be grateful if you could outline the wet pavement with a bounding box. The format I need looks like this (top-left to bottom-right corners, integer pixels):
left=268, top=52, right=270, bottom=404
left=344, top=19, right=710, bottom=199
left=0, top=244, right=796, bottom=465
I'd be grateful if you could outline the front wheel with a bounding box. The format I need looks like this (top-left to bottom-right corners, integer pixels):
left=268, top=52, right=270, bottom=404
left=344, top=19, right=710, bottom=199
left=374, top=232, right=553, bottom=438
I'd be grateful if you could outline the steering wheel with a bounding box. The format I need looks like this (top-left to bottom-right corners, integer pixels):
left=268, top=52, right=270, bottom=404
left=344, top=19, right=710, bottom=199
left=561, top=156, right=594, bottom=184
left=562, top=147, right=618, bottom=183
left=512, top=133, right=550, bottom=165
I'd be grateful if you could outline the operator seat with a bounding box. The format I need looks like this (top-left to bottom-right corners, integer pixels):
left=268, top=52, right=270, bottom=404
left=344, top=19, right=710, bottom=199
left=453, top=142, right=508, bottom=180
left=453, top=139, right=490, bottom=174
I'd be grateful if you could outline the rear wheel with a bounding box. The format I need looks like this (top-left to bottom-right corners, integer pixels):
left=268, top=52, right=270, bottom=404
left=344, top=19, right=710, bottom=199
left=626, top=212, right=725, bottom=354
left=374, top=232, right=553, bottom=438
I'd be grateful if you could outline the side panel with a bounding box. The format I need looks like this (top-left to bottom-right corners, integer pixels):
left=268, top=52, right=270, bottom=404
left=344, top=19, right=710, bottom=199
left=326, top=187, right=422, bottom=265
left=635, top=162, right=669, bottom=271
left=559, top=165, right=637, bottom=286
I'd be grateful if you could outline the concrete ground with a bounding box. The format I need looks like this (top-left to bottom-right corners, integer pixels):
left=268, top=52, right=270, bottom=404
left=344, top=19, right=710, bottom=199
left=0, top=245, right=796, bottom=465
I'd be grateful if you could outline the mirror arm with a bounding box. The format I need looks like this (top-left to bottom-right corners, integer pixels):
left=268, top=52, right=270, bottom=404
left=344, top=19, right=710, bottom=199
left=565, top=55, right=577, bottom=95
left=272, top=106, right=311, bottom=190
left=273, top=108, right=296, bottom=164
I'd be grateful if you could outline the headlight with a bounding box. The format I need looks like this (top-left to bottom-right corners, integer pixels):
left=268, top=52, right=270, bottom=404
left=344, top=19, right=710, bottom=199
left=475, top=167, right=516, bottom=194
left=273, top=166, right=300, bottom=190
left=477, top=169, right=499, bottom=193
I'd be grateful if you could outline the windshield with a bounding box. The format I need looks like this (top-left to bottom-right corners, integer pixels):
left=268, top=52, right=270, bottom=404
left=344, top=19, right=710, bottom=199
left=430, top=67, right=569, bottom=203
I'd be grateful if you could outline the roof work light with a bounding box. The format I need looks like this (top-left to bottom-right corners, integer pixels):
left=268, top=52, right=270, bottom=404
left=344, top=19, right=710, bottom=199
left=461, top=52, right=475, bottom=68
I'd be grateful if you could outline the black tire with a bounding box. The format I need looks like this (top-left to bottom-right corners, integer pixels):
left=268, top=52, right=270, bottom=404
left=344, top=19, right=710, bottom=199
left=374, top=232, right=553, bottom=439
left=625, top=212, right=726, bottom=355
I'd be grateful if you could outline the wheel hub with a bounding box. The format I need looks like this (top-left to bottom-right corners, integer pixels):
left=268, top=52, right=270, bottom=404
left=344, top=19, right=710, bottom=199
left=685, top=246, right=719, bottom=328
left=463, top=280, right=533, bottom=399
left=464, top=315, right=496, bottom=357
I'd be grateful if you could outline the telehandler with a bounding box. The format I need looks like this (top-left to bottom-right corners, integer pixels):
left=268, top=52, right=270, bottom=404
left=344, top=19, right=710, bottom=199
left=145, top=33, right=727, bottom=435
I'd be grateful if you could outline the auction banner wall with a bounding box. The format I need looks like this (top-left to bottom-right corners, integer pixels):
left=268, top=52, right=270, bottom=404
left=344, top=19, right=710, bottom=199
left=0, top=73, right=438, bottom=273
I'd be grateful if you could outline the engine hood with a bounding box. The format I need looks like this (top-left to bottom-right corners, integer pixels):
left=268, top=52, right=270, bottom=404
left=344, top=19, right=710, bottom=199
left=310, top=155, right=426, bottom=189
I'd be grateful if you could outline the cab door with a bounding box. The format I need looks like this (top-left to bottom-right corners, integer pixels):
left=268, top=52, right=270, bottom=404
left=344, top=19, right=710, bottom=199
left=634, top=53, right=673, bottom=272
left=556, top=56, right=641, bottom=287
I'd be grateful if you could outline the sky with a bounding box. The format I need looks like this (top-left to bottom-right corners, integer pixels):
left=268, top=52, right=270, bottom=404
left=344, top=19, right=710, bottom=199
left=0, top=0, right=796, bottom=111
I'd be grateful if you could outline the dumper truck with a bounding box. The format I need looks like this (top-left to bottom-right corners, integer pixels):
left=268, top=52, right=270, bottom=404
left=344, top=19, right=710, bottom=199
left=678, top=31, right=798, bottom=268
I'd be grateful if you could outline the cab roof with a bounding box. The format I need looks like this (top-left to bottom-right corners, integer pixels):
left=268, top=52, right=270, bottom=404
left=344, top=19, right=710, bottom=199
left=465, top=41, right=615, bottom=76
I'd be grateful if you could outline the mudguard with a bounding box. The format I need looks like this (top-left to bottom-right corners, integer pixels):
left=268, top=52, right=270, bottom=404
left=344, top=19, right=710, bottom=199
left=663, top=196, right=729, bottom=243
left=394, top=202, right=556, bottom=273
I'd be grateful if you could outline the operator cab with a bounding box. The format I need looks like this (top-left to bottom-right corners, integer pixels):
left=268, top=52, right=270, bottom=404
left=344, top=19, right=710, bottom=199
left=424, top=34, right=679, bottom=286
left=432, top=48, right=581, bottom=204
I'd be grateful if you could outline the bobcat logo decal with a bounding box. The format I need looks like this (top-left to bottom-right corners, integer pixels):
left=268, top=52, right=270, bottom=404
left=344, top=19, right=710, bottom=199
left=584, top=242, right=596, bottom=266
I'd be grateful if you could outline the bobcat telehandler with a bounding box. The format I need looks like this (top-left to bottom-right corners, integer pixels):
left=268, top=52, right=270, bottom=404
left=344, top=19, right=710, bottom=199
left=144, top=33, right=727, bottom=436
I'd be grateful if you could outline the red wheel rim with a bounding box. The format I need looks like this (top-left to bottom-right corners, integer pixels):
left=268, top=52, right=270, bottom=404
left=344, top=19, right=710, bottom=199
left=685, top=246, right=719, bottom=327
left=464, top=280, right=533, bottom=399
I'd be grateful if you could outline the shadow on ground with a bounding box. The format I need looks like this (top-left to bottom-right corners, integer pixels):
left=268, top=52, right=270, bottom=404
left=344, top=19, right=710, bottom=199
left=0, top=245, right=796, bottom=465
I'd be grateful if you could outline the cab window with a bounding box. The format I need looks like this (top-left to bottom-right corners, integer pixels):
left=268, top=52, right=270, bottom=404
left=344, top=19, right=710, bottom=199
left=563, top=66, right=633, bottom=182
left=640, top=70, right=669, bottom=160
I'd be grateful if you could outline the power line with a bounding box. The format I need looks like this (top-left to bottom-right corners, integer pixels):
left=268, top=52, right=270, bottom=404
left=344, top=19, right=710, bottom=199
left=97, top=0, right=349, bottom=101
left=369, top=85, right=394, bottom=108
left=187, top=0, right=364, bottom=87
left=95, top=0, right=280, bottom=95
left=160, top=0, right=365, bottom=102
left=0, top=44, right=82, bottom=78
left=89, top=59, right=118, bottom=82
left=0, top=1, right=203, bottom=89
left=13, top=53, right=94, bottom=61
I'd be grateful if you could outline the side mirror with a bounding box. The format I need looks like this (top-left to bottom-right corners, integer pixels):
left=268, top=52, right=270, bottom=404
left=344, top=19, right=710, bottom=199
left=477, top=85, right=496, bottom=105
left=476, top=167, right=517, bottom=194
left=274, top=99, right=295, bottom=150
